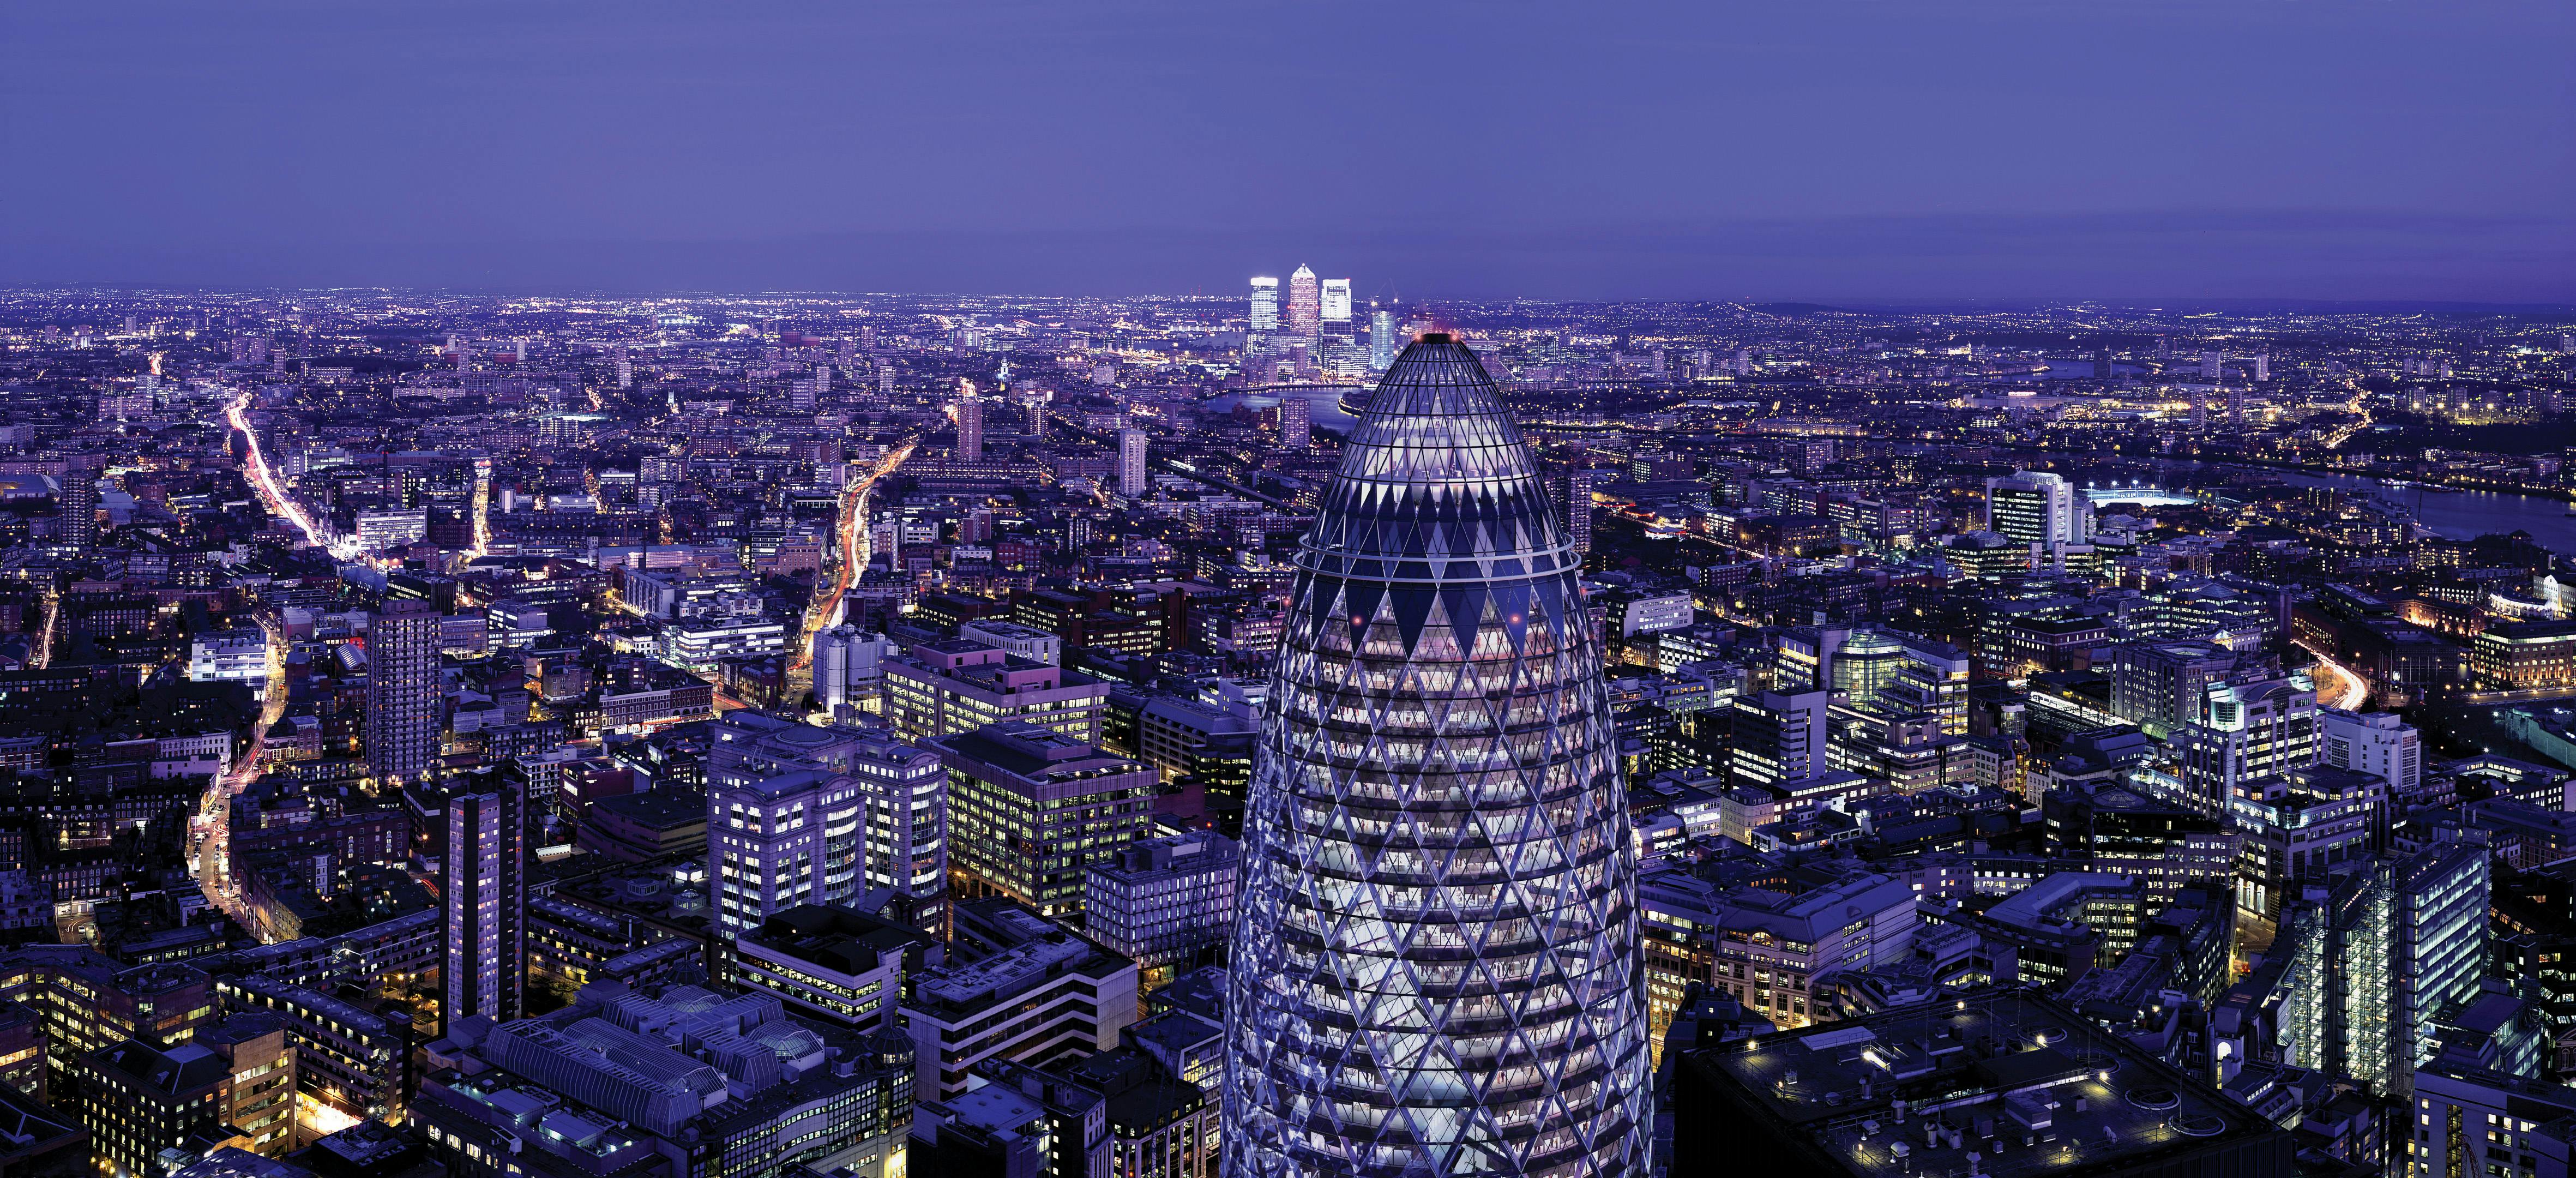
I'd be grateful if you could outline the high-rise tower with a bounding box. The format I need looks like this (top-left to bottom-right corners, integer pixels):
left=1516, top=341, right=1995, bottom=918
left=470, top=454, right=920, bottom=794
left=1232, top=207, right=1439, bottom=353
left=1286, top=266, right=1321, bottom=338
left=444, top=777, right=525, bottom=1024
left=365, top=599, right=443, bottom=783
left=1118, top=429, right=1149, bottom=500
left=59, top=472, right=97, bottom=550
left=956, top=393, right=983, bottom=462
left=1278, top=396, right=1309, bottom=450
left=1319, top=278, right=1352, bottom=323
left=1224, top=335, right=1649, bottom=1176
left=1250, top=277, right=1281, bottom=333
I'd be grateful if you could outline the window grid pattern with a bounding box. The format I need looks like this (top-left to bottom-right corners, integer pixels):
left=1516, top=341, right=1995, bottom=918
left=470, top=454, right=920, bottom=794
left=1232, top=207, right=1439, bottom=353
left=1224, top=338, right=1650, bottom=1177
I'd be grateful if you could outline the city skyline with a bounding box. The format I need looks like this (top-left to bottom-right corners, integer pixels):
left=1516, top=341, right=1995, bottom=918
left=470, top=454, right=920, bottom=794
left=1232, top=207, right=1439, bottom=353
left=4, top=3, right=2569, bottom=301
left=0, top=2, right=2572, bottom=1175
left=0, top=280, right=2571, bottom=1178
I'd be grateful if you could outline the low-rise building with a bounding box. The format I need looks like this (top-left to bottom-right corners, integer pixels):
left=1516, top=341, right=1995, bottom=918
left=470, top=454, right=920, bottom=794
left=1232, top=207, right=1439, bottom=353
left=1083, top=831, right=1238, bottom=991
left=884, top=640, right=1110, bottom=746
left=732, top=905, right=939, bottom=1033
left=1639, top=866, right=1916, bottom=1055
left=79, top=1038, right=234, bottom=1178
left=214, top=975, right=413, bottom=1127
left=931, top=722, right=1155, bottom=919
left=1668, top=988, right=2294, bottom=1176
left=416, top=982, right=913, bottom=1178
left=901, top=900, right=1140, bottom=1099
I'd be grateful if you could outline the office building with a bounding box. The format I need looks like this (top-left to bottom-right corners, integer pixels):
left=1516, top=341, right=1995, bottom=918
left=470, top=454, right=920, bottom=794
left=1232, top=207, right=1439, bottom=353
left=363, top=599, right=442, bottom=784
left=1639, top=867, right=1914, bottom=1054
left=811, top=626, right=891, bottom=716
left=417, top=984, right=914, bottom=1178
left=1319, top=277, right=1352, bottom=322
left=955, top=618, right=1062, bottom=665
left=1118, top=428, right=1149, bottom=498
left=930, top=721, right=1154, bottom=919
left=79, top=1039, right=237, bottom=1178
left=1285, top=265, right=1319, bottom=336
left=1369, top=307, right=1397, bottom=369
left=2410, top=1063, right=2576, bottom=1178
left=2202, top=349, right=2226, bottom=379
left=708, top=767, right=866, bottom=938
left=2170, top=673, right=2320, bottom=819
left=2228, top=764, right=2393, bottom=920
left=214, top=974, right=413, bottom=1126
left=188, top=629, right=271, bottom=702
left=733, top=905, right=939, bottom=1032
left=2106, top=640, right=2250, bottom=736
left=2039, top=779, right=2238, bottom=908
left=2472, top=621, right=2576, bottom=690
left=1135, top=694, right=1256, bottom=786
left=705, top=709, right=946, bottom=939
left=902, top=900, right=1139, bottom=1100
left=1083, top=831, right=1237, bottom=991
left=882, top=639, right=1110, bottom=746
left=1989, top=870, right=2156, bottom=980
left=188, top=1014, right=294, bottom=1157
left=847, top=731, right=948, bottom=934
left=1728, top=689, right=1830, bottom=789
left=1558, top=468, right=1594, bottom=555
left=916, top=1060, right=1114, bottom=1177
left=1248, top=276, right=1279, bottom=333
left=1226, top=335, right=1650, bottom=1175
left=2273, top=842, right=2489, bottom=1097
left=2320, top=708, right=2421, bottom=800
left=1774, top=625, right=1969, bottom=734
left=1982, top=469, right=2087, bottom=547
left=443, top=779, right=526, bottom=1025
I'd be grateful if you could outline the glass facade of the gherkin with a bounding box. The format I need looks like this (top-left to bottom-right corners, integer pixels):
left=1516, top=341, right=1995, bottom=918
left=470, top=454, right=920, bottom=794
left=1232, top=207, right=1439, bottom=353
left=1223, top=335, right=1650, bottom=1177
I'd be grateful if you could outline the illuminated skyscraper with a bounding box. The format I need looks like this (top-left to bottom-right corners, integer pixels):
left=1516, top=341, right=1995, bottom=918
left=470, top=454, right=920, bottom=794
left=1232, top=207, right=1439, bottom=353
left=1557, top=469, right=1593, bottom=554
left=58, top=472, right=97, bottom=550
left=1983, top=470, right=2086, bottom=546
left=1250, top=277, right=1280, bottom=333
left=956, top=394, right=983, bottom=462
left=1278, top=396, right=1309, bottom=450
left=444, top=778, right=525, bottom=1023
left=1369, top=308, right=1397, bottom=370
left=1319, top=278, right=1352, bottom=323
left=365, top=599, right=443, bottom=783
left=1118, top=428, right=1149, bottom=499
left=2274, top=842, right=2487, bottom=1097
left=1286, top=265, right=1320, bottom=337
left=1224, top=335, right=1650, bottom=1176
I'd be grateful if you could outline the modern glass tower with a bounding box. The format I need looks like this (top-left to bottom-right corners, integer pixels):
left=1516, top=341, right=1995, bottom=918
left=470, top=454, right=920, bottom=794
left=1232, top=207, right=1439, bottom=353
left=1224, top=334, right=1650, bottom=1176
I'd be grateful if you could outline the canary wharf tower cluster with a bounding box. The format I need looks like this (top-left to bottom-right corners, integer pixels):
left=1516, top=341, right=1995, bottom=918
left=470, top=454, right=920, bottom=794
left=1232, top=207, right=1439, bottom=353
left=1224, top=336, right=1650, bottom=1175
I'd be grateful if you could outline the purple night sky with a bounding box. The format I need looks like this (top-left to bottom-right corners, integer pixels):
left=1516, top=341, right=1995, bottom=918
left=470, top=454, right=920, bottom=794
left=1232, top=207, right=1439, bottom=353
left=4, top=1, right=2569, bottom=302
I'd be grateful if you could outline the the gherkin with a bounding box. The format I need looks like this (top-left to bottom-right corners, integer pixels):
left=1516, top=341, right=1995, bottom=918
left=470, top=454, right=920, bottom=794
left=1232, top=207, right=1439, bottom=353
left=1223, top=335, right=1649, bottom=1176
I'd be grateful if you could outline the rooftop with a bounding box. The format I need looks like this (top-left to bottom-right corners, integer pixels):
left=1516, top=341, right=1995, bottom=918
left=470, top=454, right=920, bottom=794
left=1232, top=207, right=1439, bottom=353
left=1680, top=989, right=2289, bottom=1177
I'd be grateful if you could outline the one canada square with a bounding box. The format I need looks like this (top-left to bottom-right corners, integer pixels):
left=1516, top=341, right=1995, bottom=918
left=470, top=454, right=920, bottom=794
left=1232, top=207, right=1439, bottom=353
left=1224, top=335, right=1649, bottom=1175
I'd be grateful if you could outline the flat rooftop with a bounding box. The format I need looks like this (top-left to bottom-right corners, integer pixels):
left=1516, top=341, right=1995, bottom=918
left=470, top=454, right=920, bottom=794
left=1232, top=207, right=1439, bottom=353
left=1687, top=989, right=2284, bottom=1178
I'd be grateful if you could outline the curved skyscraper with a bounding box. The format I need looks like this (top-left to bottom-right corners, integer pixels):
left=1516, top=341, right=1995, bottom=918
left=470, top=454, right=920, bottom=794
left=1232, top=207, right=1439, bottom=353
left=1224, top=335, right=1648, bottom=1176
